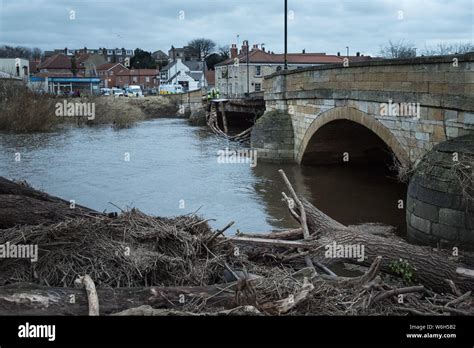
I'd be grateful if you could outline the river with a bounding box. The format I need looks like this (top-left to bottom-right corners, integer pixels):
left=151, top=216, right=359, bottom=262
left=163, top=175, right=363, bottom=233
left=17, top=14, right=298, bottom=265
left=0, top=119, right=407, bottom=235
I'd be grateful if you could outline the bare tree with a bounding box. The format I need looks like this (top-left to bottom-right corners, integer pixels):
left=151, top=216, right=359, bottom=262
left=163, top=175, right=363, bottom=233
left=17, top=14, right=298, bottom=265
left=421, top=42, right=474, bottom=56
left=379, top=40, right=417, bottom=59
left=0, top=45, right=43, bottom=60
left=187, top=38, right=216, bottom=59
left=32, top=47, right=43, bottom=61
left=218, top=45, right=230, bottom=59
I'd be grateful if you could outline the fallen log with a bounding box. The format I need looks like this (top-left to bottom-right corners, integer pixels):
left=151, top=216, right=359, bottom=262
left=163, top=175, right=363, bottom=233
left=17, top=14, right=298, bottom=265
left=229, top=171, right=474, bottom=294
left=0, top=177, right=103, bottom=228
left=297, top=197, right=474, bottom=294
left=0, top=282, right=245, bottom=316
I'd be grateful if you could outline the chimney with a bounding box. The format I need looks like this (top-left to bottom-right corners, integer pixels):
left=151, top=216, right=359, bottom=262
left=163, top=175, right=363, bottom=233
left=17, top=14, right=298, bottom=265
left=230, top=44, right=238, bottom=59
left=241, top=40, right=249, bottom=55
left=337, top=52, right=341, bottom=56
left=262, top=46, right=266, bottom=52
left=356, top=52, right=360, bottom=57
left=252, top=44, right=258, bottom=50
left=64, top=47, right=68, bottom=55
left=302, top=49, right=306, bottom=54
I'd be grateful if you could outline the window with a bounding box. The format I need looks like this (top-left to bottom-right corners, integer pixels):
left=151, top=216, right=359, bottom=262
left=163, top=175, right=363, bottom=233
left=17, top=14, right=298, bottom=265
left=107, top=57, right=111, bottom=62
left=110, top=71, right=113, bottom=76
left=132, top=77, right=137, bottom=83
left=255, top=83, right=261, bottom=92
left=107, top=50, right=113, bottom=55
left=146, top=77, right=150, bottom=82
left=116, top=50, right=122, bottom=55
left=119, top=57, right=123, bottom=62
left=234, top=66, right=238, bottom=78
left=255, top=66, right=261, bottom=76
left=126, top=50, right=133, bottom=55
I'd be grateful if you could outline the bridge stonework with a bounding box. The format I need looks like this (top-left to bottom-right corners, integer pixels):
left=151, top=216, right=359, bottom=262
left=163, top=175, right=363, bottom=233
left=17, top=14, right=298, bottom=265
left=253, top=54, right=474, bottom=165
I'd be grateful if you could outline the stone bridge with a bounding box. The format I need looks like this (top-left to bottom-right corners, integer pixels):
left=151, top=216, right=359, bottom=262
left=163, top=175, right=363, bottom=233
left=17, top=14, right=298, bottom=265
left=251, top=53, right=474, bottom=166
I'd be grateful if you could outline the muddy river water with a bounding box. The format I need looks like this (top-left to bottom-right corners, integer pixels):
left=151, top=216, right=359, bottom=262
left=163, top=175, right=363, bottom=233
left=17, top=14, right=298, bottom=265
left=0, top=118, right=407, bottom=235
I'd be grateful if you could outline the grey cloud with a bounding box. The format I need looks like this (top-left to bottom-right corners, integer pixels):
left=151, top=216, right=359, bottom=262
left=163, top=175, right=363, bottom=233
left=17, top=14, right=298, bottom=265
left=0, top=0, right=471, bottom=56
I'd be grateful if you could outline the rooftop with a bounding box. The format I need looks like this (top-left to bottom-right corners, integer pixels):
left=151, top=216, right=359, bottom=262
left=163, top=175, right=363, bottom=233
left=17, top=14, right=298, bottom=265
left=216, top=48, right=372, bottom=66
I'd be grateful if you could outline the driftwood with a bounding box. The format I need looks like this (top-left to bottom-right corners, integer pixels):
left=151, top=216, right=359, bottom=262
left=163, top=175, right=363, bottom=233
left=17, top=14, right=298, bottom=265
left=206, top=102, right=251, bottom=142
left=299, top=197, right=474, bottom=294
left=0, top=177, right=103, bottom=228
left=0, top=281, right=246, bottom=316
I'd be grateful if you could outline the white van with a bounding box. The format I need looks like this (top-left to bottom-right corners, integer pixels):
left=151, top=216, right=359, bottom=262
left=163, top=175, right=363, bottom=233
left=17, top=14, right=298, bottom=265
left=126, top=85, right=143, bottom=97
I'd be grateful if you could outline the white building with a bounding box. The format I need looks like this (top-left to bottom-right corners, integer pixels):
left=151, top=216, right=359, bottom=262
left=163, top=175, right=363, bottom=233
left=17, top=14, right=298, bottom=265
left=0, top=58, right=29, bottom=81
left=160, top=58, right=205, bottom=91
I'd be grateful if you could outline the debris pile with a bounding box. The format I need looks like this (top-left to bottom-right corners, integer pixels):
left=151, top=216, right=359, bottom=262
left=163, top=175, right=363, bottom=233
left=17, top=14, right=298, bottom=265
left=0, top=174, right=472, bottom=316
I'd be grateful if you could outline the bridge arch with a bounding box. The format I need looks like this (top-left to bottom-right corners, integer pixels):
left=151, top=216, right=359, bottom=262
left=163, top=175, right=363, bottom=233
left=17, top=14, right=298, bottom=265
left=296, top=106, right=409, bottom=166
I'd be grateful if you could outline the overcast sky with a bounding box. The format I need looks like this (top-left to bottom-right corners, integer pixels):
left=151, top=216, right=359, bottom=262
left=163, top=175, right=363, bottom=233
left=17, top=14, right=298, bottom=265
left=0, top=0, right=472, bottom=56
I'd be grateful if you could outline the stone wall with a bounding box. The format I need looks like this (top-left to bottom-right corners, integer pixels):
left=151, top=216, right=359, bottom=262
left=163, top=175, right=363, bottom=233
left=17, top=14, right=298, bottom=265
left=406, top=134, right=474, bottom=250
left=163, top=89, right=205, bottom=118
left=262, top=53, right=474, bottom=164
left=250, top=110, right=294, bottom=161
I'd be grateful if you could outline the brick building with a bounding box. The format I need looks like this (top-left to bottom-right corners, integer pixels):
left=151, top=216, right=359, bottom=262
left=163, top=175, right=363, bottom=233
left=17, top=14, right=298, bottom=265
left=97, top=63, right=127, bottom=88
left=115, top=68, right=159, bottom=89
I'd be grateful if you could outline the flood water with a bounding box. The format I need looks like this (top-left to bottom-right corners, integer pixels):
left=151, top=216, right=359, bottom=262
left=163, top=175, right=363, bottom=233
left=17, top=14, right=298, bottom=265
left=0, top=119, right=407, bottom=235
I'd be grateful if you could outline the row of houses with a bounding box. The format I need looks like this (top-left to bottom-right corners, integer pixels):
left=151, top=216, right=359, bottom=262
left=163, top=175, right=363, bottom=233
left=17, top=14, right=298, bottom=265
left=1, top=42, right=373, bottom=96
left=30, top=45, right=211, bottom=93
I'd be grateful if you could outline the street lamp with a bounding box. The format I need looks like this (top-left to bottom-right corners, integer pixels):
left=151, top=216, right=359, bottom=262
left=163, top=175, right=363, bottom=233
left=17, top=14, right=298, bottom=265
left=246, top=40, right=250, bottom=96
left=284, top=0, right=288, bottom=70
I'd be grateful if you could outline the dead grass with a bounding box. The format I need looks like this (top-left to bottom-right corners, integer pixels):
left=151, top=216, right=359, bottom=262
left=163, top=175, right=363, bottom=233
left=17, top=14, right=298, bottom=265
left=0, top=83, right=180, bottom=133
left=0, top=81, right=58, bottom=133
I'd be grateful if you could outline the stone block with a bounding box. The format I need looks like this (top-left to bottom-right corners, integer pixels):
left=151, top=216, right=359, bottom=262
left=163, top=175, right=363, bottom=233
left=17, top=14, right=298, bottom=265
left=439, top=208, right=465, bottom=228
left=415, top=132, right=430, bottom=141
left=428, top=108, right=444, bottom=121
left=431, top=223, right=459, bottom=240
left=413, top=201, right=439, bottom=222
left=446, top=127, right=459, bottom=138
left=462, top=112, right=474, bottom=124
left=410, top=214, right=432, bottom=234
left=444, top=110, right=458, bottom=122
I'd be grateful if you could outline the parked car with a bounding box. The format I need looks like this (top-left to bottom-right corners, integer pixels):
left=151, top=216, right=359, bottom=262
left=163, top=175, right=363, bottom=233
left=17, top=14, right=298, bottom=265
left=100, top=88, right=111, bottom=96
left=111, top=88, right=124, bottom=97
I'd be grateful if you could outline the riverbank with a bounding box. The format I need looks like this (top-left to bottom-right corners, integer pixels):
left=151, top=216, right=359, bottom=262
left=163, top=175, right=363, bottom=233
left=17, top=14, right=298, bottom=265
left=0, top=176, right=472, bottom=316
left=0, top=82, right=181, bottom=133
